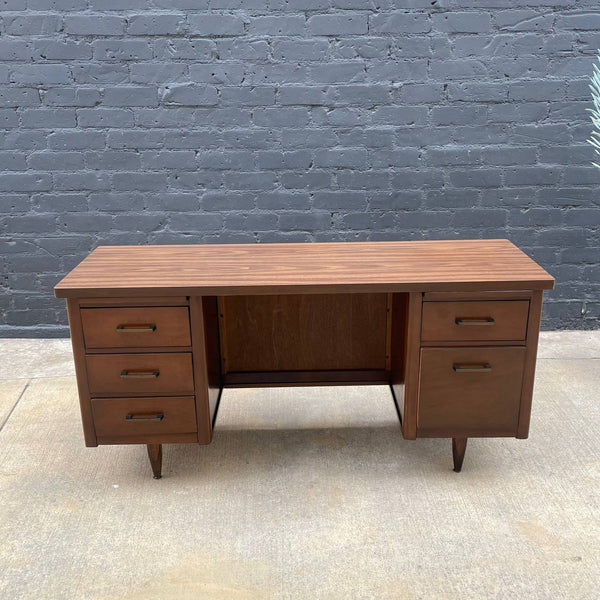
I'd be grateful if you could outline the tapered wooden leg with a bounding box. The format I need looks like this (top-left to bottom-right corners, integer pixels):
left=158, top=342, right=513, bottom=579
left=452, top=437, right=467, bottom=473
left=147, top=444, right=162, bottom=479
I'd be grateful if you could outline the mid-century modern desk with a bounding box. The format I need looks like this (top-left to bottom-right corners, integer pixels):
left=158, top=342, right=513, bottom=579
left=54, top=240, right=554, bottom=478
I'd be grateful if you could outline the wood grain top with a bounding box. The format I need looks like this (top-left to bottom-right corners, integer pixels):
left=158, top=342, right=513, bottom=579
left=54, top=239, right=554, bottom=298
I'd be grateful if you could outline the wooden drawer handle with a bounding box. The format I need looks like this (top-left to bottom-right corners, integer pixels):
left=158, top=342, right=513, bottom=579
left=116, top=324, right=157, bottom=332
left=125, top=413, right=164, bottom=421
left=452, top=363, right=492, bottom=372
left=455, top=317, right=495, bottom=325
left=120, top=369, right=160, bottom=379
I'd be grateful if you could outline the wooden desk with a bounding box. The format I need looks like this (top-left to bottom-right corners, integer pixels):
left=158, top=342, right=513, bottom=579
left=55, top=240, right=554, bottom=478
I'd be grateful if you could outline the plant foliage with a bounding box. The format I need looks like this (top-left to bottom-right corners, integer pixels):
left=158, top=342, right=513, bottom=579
left=589, top=50, right=600, bottom=169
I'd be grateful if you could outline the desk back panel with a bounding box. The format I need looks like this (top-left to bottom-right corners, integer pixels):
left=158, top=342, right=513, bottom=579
left=219, top=293, right=390, bottom=376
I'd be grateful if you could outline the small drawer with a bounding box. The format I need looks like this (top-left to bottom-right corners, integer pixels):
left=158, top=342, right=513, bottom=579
left=421, top=300, right=529, bottom=342
left=86, top=353, right=194, bottom=396
left=81, top=307, right=191, bottom=349
left=91, top=396, right=197, bottom=438
left=418, top=346, right=526, bottom=436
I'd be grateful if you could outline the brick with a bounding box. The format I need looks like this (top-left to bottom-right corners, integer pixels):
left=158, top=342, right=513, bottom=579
left=370, top=13, right=431, bottom=34
left=247, top=16, right=305, bottom=36
left=34, top=40, right=91, bottom=60
left=0, top=173, right=52, bottom=192
left=448, top=169, right=503, bottom=188
left=221, top=87, right=275, bottom=107
left=169, top=213, right=224, bottom=232
left=453, top=209, right=507, bottom=228
left=28, top=0, right=87, bottom=7
left=72, top=64, right=130, bottom=84
left=93, top=40, right=152, bottom=61
left=127, top=14, right=185, bottom=35
left=495, top=10, right=554, bottom=31
left=0, top=152, right=27, bottom=170
left=28, top=152, right=85, bottom=170
left=54, top=172, right=110, bottom=191
left=198, top=151, right=255, bottom=170
left=310, top=63, right=366, bottom=85
left=107, top=130, right=166, bottom=149
left=154, top=39, right=214, bottom=60
left=272, top=40, right=328, bottom=62
left=5, top=15, right=62, bottom=35
left=77, top=108, right=134, bottom=128
left=433, top=12, right=492, bottom=33
left=49, top=131, right=106, bottom=150
left=253, top=108, right=309, bottom=127
left=216, top=39, right=269, bottom=61
left=32, top=195, right=85, bottom=215
left=557, top=13, right=600, bottom=30
left=190, top=64, right=245, bottom=85
left=64, top=15, right=126, bottom=35
left=112, top=172, right=167, bottom=191
left=85, top=151, right=141, bottom=170
left=142, top=151, right=196, bottom=170
left=103, top=86, right=158, bottom=107
left=431, top=106, right=487, bottom=126
left=42, top=88, right=101, bottom=107
left=0, top=109, right=19, bottom=127
left=508, top=80, right=565, bottom=101
left=278, top=86, right=333, bottom=106
left=135, top=108, right=195, bottom=128
left=401, top=83, right=444, bottom=103
left=430, top=60, right=487, bottom=80
left=160, top=84, right=218, bottom=107
left=0, top=40, right=34, bottom=61
left=188, top=14, right=245, bottom=36
left=307, top=14, right=368, bottom=36
left=130, top=64, right=187, bottom=85
left=0, top=88, right=40, bottom=107
left=338, top=171, right=391, bottom=189
left=10, top=64, right=71, bottom=85
left=372, top=106, right=428, bottom=126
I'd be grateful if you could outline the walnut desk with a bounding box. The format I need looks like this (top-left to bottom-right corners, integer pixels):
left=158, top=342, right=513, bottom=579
left=54, top=240, right=554, bottom=478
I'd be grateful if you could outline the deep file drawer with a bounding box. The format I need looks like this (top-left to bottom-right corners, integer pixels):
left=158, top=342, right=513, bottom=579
left=86, top=353, right=194, bottom=396
left=91, top=396, right=197, bottom=438
left=417, top=346, right=526, bottom=436
left=81, top=307, right=191, bottom=349
left=421, top=300, right=529, bottom=342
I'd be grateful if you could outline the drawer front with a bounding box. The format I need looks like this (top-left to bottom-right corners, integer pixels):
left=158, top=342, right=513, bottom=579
left=418, top=347, right=526, bottom=436
left=91, top=396, right=197, bottom=437
left=86, top=353, right=194, bottom=396
left=81, top=307, right=191, bottom=349
left=421, top=300, right=529, bottom=342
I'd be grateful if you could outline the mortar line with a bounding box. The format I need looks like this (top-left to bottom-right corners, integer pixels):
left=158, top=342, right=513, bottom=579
left=0, top=380, right=30, bottom=433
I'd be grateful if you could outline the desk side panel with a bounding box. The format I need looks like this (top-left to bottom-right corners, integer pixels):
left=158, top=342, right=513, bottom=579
left=66, top=298, right=97, bottom=447
left=517, top=290, right=544, bottom=438
left=190, top=296, right=222, bottom=444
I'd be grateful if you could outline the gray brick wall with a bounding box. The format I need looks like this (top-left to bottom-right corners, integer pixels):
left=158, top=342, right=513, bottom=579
left=1, top=1, right=599, bottom=336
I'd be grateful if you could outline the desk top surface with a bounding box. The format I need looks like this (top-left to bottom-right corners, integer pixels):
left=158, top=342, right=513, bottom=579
left=54, top=239, right=554, bottom=298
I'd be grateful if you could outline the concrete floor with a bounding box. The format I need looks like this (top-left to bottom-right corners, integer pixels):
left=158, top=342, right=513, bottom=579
left=0, top=333, right=599, bottom=599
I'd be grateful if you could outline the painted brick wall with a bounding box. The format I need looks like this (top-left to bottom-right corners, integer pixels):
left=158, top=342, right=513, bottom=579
left=1, top=1, right=599, bottom=335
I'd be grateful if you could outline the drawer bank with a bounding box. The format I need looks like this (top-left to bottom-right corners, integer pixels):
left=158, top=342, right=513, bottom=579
left=54, top=240, right=554, bottom=479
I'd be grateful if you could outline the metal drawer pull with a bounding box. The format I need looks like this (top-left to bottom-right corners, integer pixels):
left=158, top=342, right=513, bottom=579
left=455, top=317, right=495, bottom=325
left=116, top=324, right=156, bottom=332
left=120, top=369, right=160, bottom=378
left=125, top=413, right=164, bottom=421
left=453, top=363, right=492, bottom=372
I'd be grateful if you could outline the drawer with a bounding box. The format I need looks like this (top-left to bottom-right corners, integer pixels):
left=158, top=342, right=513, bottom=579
left=81, top=307, right=191, bottom=349
left=91, top=396, right=197, bottom=438
left=421, top=300, right=529, bottom=342
left=418, top=347, right=526, bottom=436
left=86, top=353, right=194, bottom=396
